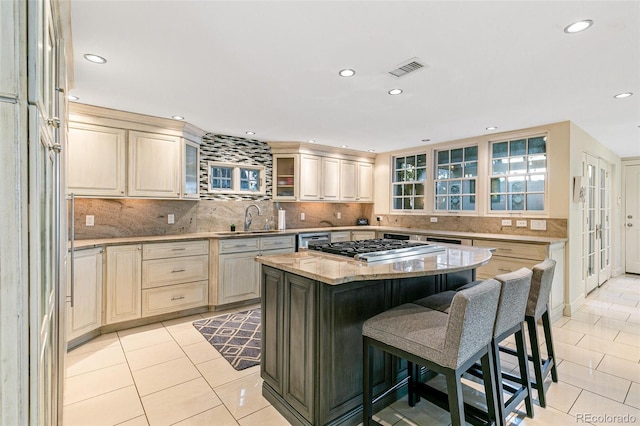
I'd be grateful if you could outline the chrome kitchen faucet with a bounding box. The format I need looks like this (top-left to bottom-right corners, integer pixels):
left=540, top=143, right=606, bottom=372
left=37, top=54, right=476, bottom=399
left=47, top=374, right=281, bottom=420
left=244, top=204, right=263, bottom=231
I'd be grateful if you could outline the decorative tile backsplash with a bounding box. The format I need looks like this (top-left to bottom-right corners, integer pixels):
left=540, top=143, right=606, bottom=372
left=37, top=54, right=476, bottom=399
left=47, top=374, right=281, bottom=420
left=199, top=134, right=272, bottom=201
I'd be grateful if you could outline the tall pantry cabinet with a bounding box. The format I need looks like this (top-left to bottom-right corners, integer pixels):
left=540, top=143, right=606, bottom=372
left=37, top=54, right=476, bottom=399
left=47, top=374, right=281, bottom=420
left=1, top=0, right=72, bottom=425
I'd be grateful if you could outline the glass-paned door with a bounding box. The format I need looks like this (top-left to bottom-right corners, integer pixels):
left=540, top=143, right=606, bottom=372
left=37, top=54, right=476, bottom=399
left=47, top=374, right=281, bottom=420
left=598, top=161, right=611, bottom=286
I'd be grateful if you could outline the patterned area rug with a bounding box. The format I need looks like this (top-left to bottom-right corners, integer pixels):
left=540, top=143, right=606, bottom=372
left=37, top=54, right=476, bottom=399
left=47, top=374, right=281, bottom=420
left=193, top=309, right=261, bottom=371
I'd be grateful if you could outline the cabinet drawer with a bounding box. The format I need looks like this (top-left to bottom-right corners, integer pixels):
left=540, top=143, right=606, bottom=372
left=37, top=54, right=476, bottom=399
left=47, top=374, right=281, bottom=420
left=142, top=281, right=208, bottom=317
left=475, top=256, right=539, bottom=280
left=219, top=238, right=260, bottom=253
left=261, top=235, right=295, bottom=250
left=143, top=240, right=209, bottom=260
left=473, top=240, right=546, bottom=260
left=331, top=231, right=351, bottom=243
left=142, top=255, right=209, bottom=289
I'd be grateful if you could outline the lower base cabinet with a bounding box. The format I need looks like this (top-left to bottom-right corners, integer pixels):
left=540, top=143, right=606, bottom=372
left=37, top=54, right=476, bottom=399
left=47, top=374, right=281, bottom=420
left=67, top=247, right=103, bottom=341
left=105, top=245, right=142, bottom=324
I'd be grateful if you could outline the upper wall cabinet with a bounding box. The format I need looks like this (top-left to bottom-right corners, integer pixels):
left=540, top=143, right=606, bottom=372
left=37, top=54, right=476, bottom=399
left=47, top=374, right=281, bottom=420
left=67, top=122, right=126, bottom=197
left=269, top=142, right=375, bottom=203
left=128, top=131, right=181, bottom=198
left=67, top=104, right=205, bottom=199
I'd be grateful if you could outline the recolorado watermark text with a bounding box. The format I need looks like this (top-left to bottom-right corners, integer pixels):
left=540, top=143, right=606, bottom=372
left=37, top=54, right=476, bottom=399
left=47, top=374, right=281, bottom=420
left=576, top=413, right=637, bottom=423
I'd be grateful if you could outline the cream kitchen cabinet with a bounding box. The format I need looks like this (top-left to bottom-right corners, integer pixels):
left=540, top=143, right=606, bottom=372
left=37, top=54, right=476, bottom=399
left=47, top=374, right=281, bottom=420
left=141, top=240, right=209, bottom=317
left=128, top=130, right=182, bottom=198
left=340, top=160, right=374, bottom=202
left=67, top=122, right=126, bottom=197
left=105, top=244, right=142, bottom=324
left=299, top=155, right=341, bottom=201
left=182, top=140, right=200, bottom=199
left=67, top=247, right=103, bottom=341
left=473, top=239, right=566, bottom=320
left=214, top=235, right=295, bottom=306
left=331, top=231, right=351, bottom=242
left=351, top=230, right=376, bottom=241
left=273, top=154, right=298, bottom=200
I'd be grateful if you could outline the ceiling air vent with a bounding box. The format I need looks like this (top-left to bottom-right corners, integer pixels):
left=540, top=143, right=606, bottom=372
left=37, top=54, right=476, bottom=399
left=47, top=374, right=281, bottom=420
left=388, top=58, right=427, bottom=78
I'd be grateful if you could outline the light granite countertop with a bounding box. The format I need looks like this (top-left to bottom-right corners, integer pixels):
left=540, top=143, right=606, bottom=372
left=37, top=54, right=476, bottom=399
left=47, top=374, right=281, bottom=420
left=71, top=225, right=566, bottom=250
left=255, top=245, right=493, bottom=285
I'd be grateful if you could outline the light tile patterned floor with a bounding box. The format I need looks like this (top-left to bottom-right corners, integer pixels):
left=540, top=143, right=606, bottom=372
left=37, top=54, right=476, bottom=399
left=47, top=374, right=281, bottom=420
left=63, top=274, right=640, bottom=425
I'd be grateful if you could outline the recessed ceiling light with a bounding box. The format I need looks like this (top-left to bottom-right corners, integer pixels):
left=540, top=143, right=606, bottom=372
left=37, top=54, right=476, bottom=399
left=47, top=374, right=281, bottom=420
left=83, top=53, right=107, bottom=64
left=422, top=139, right=431, bottom=142
left=339, top=69, right=356, bottom=77
left=614, top=92, right=633, bottom=99
left=307, top=140, right=316, bottom=143
left=388, top=89, right=403, bottom=95
left=367, top=149, right=376, bottom=152
left=245, top=131, right=255, bottom=135
left=564, top=20, right=593, bottom=34
left=340, top=145, right=349, bottom=148
left=68, top=95, right=79, bottom=101
left=486, top=126, right=498, bottom=131
left=172, top=115, right=184, bottom=120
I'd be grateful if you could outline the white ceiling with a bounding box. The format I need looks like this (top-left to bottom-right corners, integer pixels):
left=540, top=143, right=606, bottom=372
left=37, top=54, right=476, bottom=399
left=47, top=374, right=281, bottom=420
left=69, top=0, right=640, bottom=158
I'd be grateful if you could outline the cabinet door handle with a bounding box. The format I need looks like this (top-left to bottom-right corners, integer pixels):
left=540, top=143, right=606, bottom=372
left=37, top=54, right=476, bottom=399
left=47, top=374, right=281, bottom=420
left=47, top=117, right=61, bottom=128
left=171, top=296, right=185, bottom=301
left=171, top=269, right=186, bottom=273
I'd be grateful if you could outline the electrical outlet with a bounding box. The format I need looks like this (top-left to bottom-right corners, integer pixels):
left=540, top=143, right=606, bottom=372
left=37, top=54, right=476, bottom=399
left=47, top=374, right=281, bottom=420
left=516, top=220, right=527, bottom=227
left=168, top=214, right=175, bottom=224
left=300, top=212, right=305, bottom=221
left=336, top=212, right=341, bottom=219
left=430, top=217, right=438, bottom=223
left=85, top=215, right=94, bottom=226
left=501, top=219, right=512, bottom=226
left=376, top=216, right=383, bottom=222
left=530, top=219, right=547, bottom=230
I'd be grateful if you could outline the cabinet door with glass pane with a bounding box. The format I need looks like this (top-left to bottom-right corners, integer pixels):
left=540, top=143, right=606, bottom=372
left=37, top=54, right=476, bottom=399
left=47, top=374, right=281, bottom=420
left=182, top=140, right=200, bottom=199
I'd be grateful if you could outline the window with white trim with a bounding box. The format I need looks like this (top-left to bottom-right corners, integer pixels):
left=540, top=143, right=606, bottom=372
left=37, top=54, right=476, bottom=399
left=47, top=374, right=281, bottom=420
left=208, top=161, right=266, bottom=194
left=392, top=153, right=426, bottom=211
left=489, top=135, right=547, bottom=212
left=434, top=145, right=478, bottom=212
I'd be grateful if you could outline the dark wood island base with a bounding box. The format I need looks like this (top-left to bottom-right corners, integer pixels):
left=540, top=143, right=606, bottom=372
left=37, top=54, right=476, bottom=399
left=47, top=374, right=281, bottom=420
left=260, top=264, right=477, bottom=426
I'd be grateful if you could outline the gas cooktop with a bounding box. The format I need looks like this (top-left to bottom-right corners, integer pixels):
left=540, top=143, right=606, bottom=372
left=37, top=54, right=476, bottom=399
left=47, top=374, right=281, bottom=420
left=307, top=238, right=445, bottom=263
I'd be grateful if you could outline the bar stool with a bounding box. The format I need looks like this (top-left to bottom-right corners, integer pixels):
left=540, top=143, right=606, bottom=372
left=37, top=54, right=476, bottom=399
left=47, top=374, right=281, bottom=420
left=362, top=279, right=502, bottom=426
left=413, top=268, right=535, bottom=425
left=500, top=259, right=558, bottom=408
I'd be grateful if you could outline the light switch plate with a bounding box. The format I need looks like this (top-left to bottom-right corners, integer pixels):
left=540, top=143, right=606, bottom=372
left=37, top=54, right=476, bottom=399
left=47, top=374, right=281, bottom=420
left=430, top=217, right=438, bottom=223
left=501, top=219, right=512, bottom=226
left=168, top=214, right=175, bottom=224
left=516, top=220, right=527, bottom=227
left=530, top=219, right=547, bottom=230
left=86, top=215, right=94, bottom=226
left=300, top=212, right=305, bottom=220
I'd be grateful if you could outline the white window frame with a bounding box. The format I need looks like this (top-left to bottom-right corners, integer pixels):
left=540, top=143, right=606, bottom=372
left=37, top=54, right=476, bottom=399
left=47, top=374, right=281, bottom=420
left=390, top=152, right=427, bottom=213
left=487, top=133, right=548, bottom=215
left=208, top=161, right=266, bottom=195
left=433, top=144, right=479, bottom=214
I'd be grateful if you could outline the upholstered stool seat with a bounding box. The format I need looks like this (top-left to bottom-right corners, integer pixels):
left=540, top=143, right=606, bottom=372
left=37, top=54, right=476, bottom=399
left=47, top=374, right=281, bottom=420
left=362, top=279, right=502, bottom=426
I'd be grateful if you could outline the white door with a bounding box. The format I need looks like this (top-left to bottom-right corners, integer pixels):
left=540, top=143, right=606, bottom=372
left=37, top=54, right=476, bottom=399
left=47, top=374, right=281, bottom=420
left=584, top=155, right=612, bottom=293
left=625, top=164, right=640, bottom=273
left=597, top=161, right=611, bottom=285
left=28, top=106, right=59, bottom=426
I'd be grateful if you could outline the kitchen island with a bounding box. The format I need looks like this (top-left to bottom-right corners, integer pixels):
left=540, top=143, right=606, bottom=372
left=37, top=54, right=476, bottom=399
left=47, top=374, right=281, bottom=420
left=256, top=245, right=492, bottom=426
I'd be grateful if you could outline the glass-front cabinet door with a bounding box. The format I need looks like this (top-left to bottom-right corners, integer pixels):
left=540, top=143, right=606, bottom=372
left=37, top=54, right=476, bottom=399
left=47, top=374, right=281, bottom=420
left=273, top=154, right=298, bottom=201
left=182, top=140, right=200, bottom=199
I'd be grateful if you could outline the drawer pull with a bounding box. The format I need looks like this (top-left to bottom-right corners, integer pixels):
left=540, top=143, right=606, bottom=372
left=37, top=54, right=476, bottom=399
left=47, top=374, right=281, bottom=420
left=171, top=269, right=186, bottom=273
left=172, top=247, right=187, bottom=251
left=498, top=268, right=512, bottom=272
left=171, top=295, right=185, bottom=301
left=498, top=248, right=513, bottom=252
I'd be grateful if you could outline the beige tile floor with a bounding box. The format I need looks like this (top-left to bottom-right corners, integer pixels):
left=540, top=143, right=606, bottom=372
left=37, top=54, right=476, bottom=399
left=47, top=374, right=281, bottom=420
left=63, top=274, right=640, bottom=426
